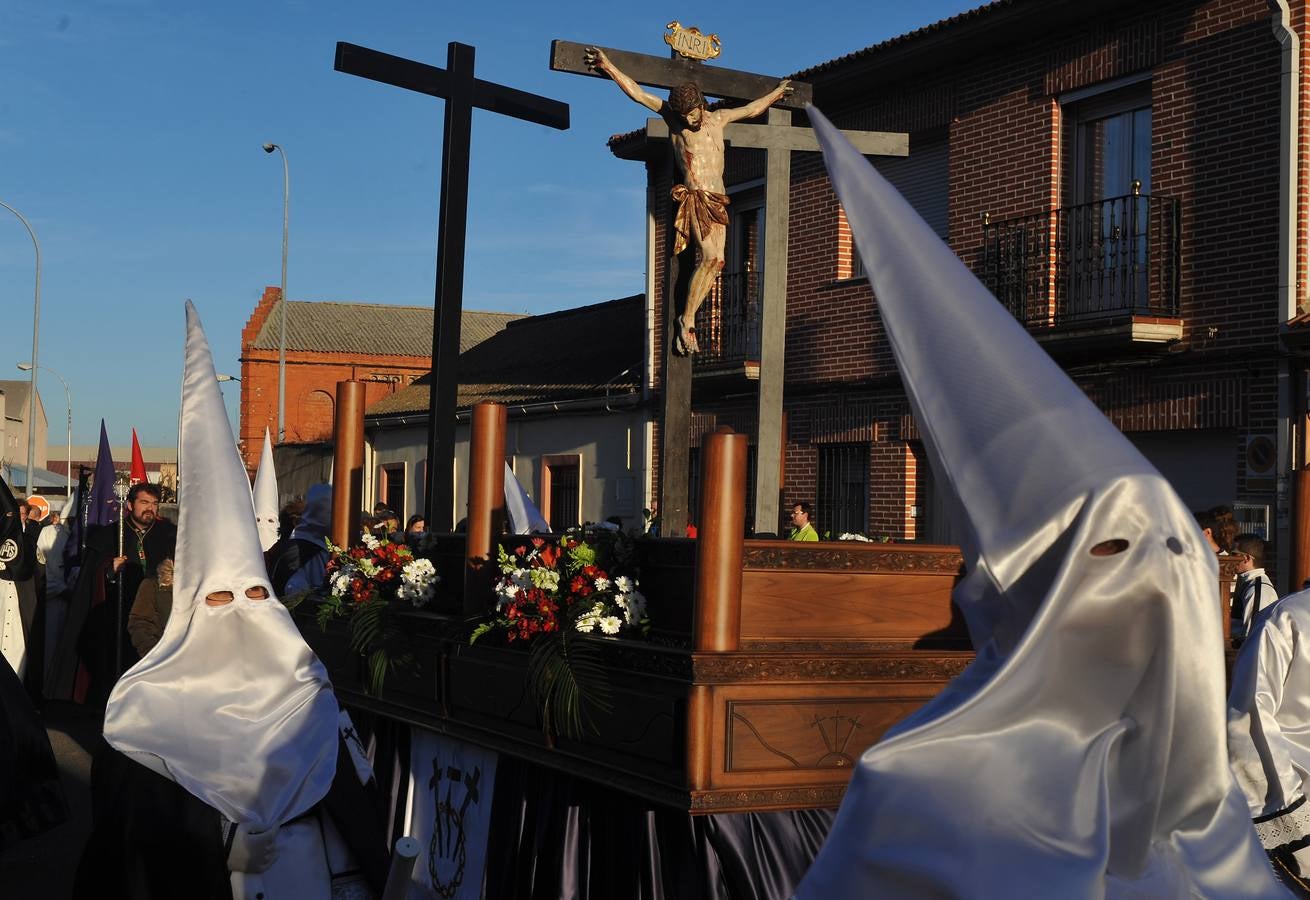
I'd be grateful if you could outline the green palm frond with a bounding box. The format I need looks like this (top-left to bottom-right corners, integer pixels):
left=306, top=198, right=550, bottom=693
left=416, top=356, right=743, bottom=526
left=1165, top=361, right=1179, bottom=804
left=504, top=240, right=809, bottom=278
left=349, top=598, right=385, bottom=655
left=527, top=627, right=613, bottom=741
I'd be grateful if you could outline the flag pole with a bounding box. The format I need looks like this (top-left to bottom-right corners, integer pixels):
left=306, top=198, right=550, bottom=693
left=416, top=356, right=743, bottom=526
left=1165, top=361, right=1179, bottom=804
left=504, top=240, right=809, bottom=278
left=115, top=476, right=128, bottom=678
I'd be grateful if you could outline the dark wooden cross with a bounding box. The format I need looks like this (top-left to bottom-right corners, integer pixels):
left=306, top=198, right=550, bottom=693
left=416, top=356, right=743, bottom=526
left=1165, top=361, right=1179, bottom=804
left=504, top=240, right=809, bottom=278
left=336, top=42, right=569, bottom=531
left=553, top=40, right=905, bottom=535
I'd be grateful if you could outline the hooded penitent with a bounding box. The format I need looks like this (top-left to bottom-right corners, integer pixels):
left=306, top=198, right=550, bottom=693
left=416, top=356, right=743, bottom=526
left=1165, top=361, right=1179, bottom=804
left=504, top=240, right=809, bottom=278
left=104, top=301, right=338, bottom=831
left=794, top=108, right=1281, bottom=897
left=253, top=429, right=280, bottom=553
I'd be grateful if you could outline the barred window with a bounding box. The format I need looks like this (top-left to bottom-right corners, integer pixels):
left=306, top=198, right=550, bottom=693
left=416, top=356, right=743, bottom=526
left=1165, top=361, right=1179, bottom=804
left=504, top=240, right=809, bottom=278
left=817, top=444, right=869, bottom=538
left=689, top=445, right=758, bottom=534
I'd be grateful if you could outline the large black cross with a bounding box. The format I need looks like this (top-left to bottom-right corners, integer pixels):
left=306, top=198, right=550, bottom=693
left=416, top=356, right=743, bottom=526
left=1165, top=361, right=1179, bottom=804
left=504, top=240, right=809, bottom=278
left=553, top=39, right=904, bottom=535
left=336, top=42, right=569, bottom=531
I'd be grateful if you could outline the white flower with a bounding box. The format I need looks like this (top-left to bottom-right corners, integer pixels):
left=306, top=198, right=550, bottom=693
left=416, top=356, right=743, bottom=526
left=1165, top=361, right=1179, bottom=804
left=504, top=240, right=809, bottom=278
left=575, top=604, right=603, bottom=633
left=361, top=532, right=381, bottom=550
left=330, top=569, right=353, bottom=597
left=839, top=532, right=873, bottom=542
left=599, top=616, right=622, bottom=635
left=623, top=590, right=647, bottom=626
left=614, top=576, right=634, bottom=593
left=593, top=576, right=611, bottom=591
left=401, top=557, right=437, bottom=586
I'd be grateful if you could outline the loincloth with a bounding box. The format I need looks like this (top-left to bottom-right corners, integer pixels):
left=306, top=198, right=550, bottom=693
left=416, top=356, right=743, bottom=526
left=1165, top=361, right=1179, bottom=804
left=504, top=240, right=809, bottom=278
left=671, top=185, right=730, bottom=256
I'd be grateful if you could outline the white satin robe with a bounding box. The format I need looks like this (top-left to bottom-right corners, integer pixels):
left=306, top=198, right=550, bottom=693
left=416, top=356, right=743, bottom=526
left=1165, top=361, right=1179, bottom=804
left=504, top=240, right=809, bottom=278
left=1230, top=592, right=1310, bottom=852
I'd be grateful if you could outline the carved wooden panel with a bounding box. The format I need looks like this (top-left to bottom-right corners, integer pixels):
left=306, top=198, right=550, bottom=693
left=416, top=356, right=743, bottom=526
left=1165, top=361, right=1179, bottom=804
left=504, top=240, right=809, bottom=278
left=725, top=698, right=919, bottom=773
left=739, top=569, right=965, bottom=644
left=703, top=681, right=947, bottom=796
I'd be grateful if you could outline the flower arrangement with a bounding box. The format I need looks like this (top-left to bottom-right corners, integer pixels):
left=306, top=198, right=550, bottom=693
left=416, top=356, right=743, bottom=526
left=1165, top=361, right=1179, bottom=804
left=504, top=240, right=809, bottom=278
left=469, top=526, right=647, bottom=740
left=325, top=532, right=438, bottom=609
left=312, top=532, right=440, bottom=694
left=471, top=534, right=648, bottom=644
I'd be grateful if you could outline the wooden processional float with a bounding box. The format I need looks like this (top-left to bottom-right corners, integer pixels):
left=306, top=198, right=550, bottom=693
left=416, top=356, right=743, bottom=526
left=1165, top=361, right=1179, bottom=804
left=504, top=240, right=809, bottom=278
left=301, top=393, right=1238, bottom=814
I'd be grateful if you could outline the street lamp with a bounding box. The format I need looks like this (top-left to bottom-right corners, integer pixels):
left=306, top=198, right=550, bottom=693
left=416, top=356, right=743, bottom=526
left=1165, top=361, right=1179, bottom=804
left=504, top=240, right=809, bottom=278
left=262, top=142, right=289, bottom=444
left=16, top=362, right=70, bottom=500
left=0, top=200, right=40, bottom=499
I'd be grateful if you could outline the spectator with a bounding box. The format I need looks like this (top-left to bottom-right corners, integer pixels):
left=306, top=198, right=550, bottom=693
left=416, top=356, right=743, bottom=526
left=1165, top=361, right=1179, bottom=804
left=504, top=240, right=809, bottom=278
left=277, top=498, right=305, bottom=542
left=1210, top=505, right=1239, bottom=555
left=788, top=502, right=819, bottom=541
left=1230, top=533, right=1275, bottom=644
left=1194, top=509, right=1222, bottom=554
left=404, top=514, right=426, bottom=551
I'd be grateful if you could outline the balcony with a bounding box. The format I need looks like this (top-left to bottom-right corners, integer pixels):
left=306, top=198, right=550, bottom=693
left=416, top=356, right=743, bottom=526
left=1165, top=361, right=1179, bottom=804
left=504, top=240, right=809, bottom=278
left=693, top=270, right=760, bottom=382
left=980, top=189, right=1182, bottom=354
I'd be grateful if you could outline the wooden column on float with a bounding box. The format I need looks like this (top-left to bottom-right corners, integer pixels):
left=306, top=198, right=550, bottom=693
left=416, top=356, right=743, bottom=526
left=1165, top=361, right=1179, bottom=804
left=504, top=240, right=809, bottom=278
left=693, top=426, right=747, bottom=651
left=688, top=426, right=747, bottom=792
left=464, top=401, right=507, bottom=616
left=331, top=380, right=366, bottom=549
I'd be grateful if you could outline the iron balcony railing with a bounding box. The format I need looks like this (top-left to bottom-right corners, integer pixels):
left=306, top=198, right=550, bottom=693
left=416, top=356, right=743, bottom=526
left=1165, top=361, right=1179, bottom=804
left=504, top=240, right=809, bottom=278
left=694, top=270, right=761, bottom=368
left=981, top=187, right=1180, bottom=328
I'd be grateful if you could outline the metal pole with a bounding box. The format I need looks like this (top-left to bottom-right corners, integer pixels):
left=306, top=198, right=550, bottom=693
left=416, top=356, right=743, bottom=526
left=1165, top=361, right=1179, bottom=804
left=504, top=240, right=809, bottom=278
left=263, top=143, right=290, bottom=443
left=0, top=200, right=41, bottom=499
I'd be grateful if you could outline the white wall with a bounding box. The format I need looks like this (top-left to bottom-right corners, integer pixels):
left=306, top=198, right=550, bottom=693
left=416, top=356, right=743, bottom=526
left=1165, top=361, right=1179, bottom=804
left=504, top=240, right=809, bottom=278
left=367, top=406, right=649, bottom=532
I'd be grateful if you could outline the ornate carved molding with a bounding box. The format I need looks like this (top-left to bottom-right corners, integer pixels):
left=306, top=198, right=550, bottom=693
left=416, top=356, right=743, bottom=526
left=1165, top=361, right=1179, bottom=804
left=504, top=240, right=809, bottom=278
left=593, top=639, right=694, bottom=680
left=740, top=639, right=971, bottom=653
left=742, top=544, right=964, bottom=574
left=693, top=653, right=973, bottom=683
left=689, top=785, right=847, bottom=812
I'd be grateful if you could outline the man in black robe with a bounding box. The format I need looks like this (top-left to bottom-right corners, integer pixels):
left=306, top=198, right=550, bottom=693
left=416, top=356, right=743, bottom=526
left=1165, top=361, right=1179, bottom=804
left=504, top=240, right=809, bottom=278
left=78, top=482, right=176, bottom=706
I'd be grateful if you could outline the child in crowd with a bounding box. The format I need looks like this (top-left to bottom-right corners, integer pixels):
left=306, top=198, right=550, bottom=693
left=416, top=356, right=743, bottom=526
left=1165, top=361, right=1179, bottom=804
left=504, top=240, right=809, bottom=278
left=1231, top=533, right=1276, bottom=644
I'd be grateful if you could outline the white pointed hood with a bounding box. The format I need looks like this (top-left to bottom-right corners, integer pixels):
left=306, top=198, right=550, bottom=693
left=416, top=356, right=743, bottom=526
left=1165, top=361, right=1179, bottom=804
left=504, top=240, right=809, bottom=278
left=253, top=428, right=280, bottom=552
left=796, top=108, right=1279, bottom=897
left=104, top=301, right=338, bottom=830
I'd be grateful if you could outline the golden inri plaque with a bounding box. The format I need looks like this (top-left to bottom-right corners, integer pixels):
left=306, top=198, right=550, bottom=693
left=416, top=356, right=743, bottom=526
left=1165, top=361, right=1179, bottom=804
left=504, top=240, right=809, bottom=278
left=664, top=21, right=721, bottom=61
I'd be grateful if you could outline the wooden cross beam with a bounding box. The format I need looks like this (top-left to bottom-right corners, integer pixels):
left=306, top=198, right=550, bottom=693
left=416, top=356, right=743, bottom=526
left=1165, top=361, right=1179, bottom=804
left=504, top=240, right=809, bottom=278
left=644, top=117, right=907, bottom=156
left=550, top=40, right=813, bottom=108
left=335, top=42, right=569, bottom=532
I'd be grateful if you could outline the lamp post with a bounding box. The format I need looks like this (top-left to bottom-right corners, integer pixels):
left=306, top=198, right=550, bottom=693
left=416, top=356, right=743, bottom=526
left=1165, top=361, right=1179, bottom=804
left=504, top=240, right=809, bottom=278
left=262, top=142, right=289, bottom=444
left=16, top=362, right=70, bottom=500
left=0, top=200, right=40, bottom=499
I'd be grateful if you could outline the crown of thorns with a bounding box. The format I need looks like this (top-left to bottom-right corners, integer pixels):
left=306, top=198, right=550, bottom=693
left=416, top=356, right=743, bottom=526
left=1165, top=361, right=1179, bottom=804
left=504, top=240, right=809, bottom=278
left=668, top=82, right=706, bottom=116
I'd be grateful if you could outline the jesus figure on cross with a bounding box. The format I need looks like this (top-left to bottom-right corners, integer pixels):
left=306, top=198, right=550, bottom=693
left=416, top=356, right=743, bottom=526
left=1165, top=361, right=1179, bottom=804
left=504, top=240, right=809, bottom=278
left=586, top=47, right=792, bottom=355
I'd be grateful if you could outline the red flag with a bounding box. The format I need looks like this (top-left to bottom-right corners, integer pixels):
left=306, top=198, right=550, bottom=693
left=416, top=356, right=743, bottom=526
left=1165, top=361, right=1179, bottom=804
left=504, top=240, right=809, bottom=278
left=130, top=428, right=148, bottom=485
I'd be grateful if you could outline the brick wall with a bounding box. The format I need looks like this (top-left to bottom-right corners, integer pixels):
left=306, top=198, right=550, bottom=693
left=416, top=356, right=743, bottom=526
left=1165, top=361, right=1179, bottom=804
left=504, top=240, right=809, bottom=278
left=238, top=287, right=430, bottom=471
left=640, top=0, right=1296, bottom=550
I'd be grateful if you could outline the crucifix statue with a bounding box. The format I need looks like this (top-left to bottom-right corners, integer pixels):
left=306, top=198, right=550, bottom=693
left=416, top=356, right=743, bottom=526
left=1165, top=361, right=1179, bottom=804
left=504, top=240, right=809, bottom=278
left=554, top=31, right=905, bottom=536
left=585, top=47, right=792, bottom=356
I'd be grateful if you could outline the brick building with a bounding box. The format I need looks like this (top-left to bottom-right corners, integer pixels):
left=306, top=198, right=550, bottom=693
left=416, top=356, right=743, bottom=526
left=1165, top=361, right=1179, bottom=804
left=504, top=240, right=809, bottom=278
left=613, top=0, right=1309, bottom=581
left=238, top=286, right=523, bottom=471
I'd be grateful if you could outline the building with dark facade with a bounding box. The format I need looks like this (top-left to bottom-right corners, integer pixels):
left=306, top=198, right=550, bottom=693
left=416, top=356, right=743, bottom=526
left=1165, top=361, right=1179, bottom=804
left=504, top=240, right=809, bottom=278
left=613, top=0, right=1307, bottom=582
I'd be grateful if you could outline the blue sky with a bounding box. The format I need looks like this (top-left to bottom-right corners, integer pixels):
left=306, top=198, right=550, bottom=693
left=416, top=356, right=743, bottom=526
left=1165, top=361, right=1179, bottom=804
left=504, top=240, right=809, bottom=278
left=0, top=0, right=981, bottom=450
